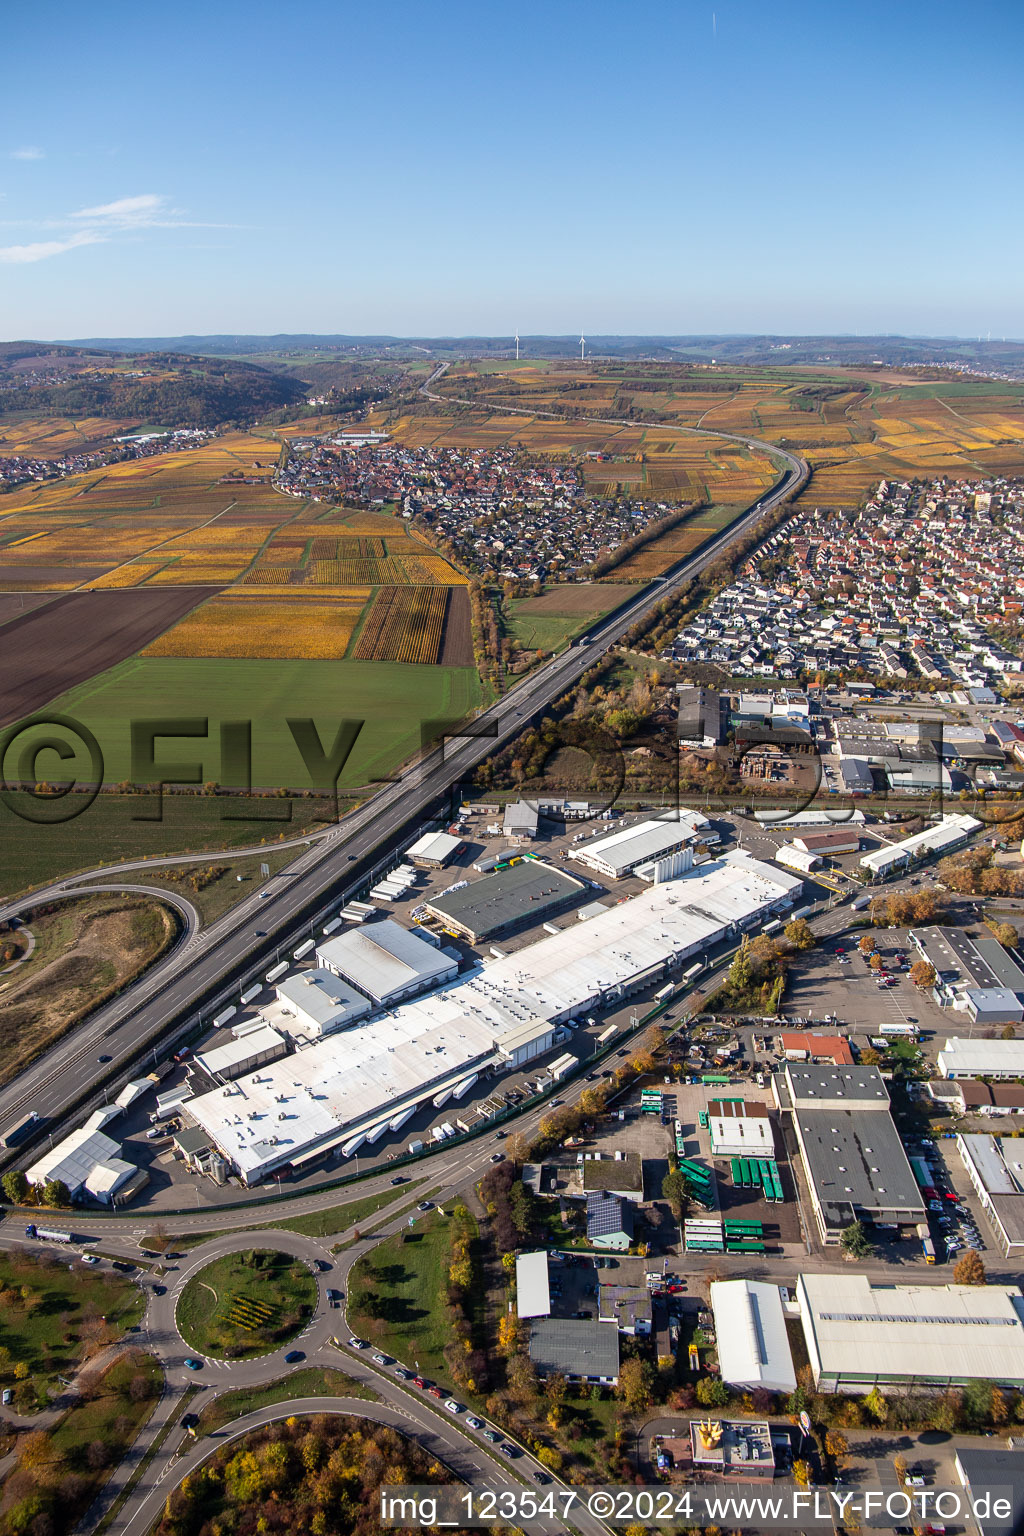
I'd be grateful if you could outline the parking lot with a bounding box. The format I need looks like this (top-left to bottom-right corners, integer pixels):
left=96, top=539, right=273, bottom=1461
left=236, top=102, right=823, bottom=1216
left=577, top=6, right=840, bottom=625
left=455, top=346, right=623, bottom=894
left=784, top=933, right=940, bottom=1041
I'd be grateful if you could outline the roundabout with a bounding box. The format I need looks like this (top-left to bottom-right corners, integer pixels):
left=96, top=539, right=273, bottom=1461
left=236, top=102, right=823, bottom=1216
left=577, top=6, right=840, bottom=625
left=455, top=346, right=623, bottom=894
left=175, top=1245, right=317, bottom=1362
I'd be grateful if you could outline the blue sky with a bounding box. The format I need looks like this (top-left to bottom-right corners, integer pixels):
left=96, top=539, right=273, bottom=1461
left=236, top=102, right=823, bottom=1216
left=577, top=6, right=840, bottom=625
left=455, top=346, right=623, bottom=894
left=2, top=0, right=1022, bottom=339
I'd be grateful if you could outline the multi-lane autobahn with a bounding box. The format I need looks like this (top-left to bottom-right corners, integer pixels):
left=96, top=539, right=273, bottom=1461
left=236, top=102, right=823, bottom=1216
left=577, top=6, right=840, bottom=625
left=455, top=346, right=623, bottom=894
left=0, top=418, right=806, bottom=1147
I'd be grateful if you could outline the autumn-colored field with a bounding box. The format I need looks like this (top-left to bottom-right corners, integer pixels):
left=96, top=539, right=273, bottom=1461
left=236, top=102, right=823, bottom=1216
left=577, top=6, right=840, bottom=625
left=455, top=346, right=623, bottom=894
left=0, top=414, right=140, bottom=456
left=143, top=595, right=366, bottom=659
left=354, top=585, right=450, bottom=664
left=420, top=361, right=1024, bottom=507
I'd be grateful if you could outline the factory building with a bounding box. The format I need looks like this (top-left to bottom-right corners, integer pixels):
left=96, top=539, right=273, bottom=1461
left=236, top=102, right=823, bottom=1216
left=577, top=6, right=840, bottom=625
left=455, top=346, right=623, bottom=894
left=275, top=970, right=371, bottom=1038
left=194, top=1025, right=289, bottom=1083
left=570, top=812, right=714, bottom=880
left=774, top=1064, right=924, bottom=1242
left=185, top=853, right=802, bottom=1185
left=710, top=1280, right=797, bottom=1394
left=317, top=920, right=458, bottom=1006
left=707, top=1099, right=776, bottom=1159
left=797, top=1273, right=1024, bottom=1392
left=937, top=1037, right=1024, bottom=1080
left=424, top=859, right=587, bottom=943
left=858, top=813, right=981, bottom=880
left=956, top=1134, right=1024, bottom=1257
left=909, top=927, right=1024, bottom=1025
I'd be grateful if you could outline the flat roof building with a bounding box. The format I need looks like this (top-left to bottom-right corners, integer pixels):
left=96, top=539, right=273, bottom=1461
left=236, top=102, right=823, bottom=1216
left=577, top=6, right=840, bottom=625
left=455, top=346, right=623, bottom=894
left=859, top=813, right=981, bottom=879
left=577, top=1153, right=644, bottom=1203
left=955, top=1448, right=1024, bottom=1536
left=405, top=830, right=463, bottom=868
left=424, top=859, right=586, bottom=943
left=710, top=1280, right=797, bottom=1394
left=186, top=853, right=805, bottom=1185
left=776, top=1064, right=925, bottom=1242
left=957, top=1133, right=1024, bottom=1256
left=797, top=1272, right=1024, bottom=1392
left=570, top=813, right=711, bottom=880
left=938, top=1038, right=1024, bottom=1080
left=317, top=920, right=457, bottom=1006
left=515, top=1251, right=552, bottom=1318
left=529, top=1318, right=620, bottom=1383
left=708, top=1099, right=775, bottom=1159
left=194, top=1025, right=288, bottom=1082
left=276, top=969, right=371, bottom=1038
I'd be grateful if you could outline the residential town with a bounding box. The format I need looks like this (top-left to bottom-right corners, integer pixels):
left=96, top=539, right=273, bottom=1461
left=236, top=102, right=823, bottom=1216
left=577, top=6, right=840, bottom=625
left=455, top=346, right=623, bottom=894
left=278, top=437, right=683, bottom=580
left=667, top=476, right=1024, bottom=688
left=0, top=426, right=215, bottom=490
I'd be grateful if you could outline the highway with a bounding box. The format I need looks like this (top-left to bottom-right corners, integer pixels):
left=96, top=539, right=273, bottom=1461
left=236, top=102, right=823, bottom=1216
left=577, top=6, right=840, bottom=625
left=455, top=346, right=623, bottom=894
left=0, top=404, right=806, bottom=1150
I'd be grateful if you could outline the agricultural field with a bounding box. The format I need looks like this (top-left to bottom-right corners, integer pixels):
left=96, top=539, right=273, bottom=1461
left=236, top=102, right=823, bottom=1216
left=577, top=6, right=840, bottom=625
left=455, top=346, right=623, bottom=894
left=422, top=360, right=1024, bottom=508
left=505, top=582, right=636, bottom=652
left=0, top=413, right=139, bottom=456
left=353, top=585, right=449, bottom=663
left=40, top=656, right=482, bottom=789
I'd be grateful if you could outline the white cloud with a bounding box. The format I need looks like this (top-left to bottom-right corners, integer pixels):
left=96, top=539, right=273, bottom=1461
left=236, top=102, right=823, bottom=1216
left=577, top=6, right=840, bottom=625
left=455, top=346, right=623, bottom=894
left=71, top=193, right=174, bottom=227
left=9, top=146, right=45, bottom=161
left=0, top=231, right=105, bottom=265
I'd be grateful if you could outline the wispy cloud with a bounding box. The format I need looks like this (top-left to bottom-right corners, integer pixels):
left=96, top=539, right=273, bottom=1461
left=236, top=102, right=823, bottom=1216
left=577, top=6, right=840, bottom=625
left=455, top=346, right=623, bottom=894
left=2, top=191, right=246, bottom=266
left=71, top=192, right=175, bottom=227
left=9, top=146, right=45, bottom=161
left=0, top=231, right=105, bottom=265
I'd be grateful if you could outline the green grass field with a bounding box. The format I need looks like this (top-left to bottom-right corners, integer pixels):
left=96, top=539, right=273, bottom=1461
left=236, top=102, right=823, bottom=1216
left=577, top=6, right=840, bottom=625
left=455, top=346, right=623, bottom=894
left=176, top=1249, right=317, bottom=1359
left=504, top=583, right=635, bottom=653
left=347, top=1216, right=459, bottom=1380
left=0, top=1250, right=144, bottom=1406
left=196, top=1367, right=374, bottom=1433
left=39, top=657, right=482, bottom=789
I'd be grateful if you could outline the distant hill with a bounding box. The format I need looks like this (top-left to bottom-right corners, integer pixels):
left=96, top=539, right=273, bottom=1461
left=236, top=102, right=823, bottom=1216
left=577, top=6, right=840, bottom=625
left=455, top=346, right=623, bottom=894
left=0, top=342, right=308, bottom=428
left=60, top=331, right=1024, bottom=372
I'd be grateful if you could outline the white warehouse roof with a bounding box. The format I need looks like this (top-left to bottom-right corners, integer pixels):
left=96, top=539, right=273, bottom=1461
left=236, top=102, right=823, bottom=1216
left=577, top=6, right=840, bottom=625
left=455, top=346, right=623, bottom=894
left=317, top=920, right=455, bottom=1003
left=860, top=814, right=981, bottom=875
left=798, top=1272, right=1024, bottom=1389
left=710, top=1280, right=796, bottom=1393
left=27, top=1108, right=140, bottom=1204
left=195, top=1025, right=287, bottom=1078
left=938, top=1038, right=1024, bottom=1079
left=186, top=852, right=800, bottom=1185
left=277, top=969, right=370, bottom=1033
left=516, top=1251, right=552, bottom=1318
left=571, top=812, right=709, bottom=877
left=406, top=831, right=462, bottom=864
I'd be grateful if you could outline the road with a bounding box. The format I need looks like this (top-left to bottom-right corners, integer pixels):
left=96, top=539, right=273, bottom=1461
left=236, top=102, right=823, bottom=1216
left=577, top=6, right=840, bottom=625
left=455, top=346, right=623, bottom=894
left=0, top=408, right=807, bottom=1150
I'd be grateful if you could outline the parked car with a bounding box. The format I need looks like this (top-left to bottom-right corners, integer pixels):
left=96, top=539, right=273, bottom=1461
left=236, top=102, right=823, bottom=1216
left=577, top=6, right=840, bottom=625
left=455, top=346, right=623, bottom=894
left=184, top=1358, right=203, bottom=1371
left=465, top=1415, right=483, bottom=1429
left=483, top=1429, right=500, bottom=1443
left=444, top=1399, right=463, bottom=1415
left=413, top=1377, right=426, bottom=1390
left=348, top=1337, right=368, bottom=1349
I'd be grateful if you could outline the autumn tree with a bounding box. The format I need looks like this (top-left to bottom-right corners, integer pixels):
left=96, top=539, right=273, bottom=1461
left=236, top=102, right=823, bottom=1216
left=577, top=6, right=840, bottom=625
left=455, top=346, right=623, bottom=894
left=617, top=1356, right=655, bottom=1411
left=909, top=960, right=936, bottom=988
left=661, top=1167, right=689, bottom=1222
left=1, top=1171, right=28, bottom=1204
left=825, top=1429, right=849, bottom=1465
left=785, top=918, right=815, bottom=951
left=954, top=1249, right=987, bottom=1286
left=991, top=922, right=1020, bottom=950
left=859, top=935, right=876, bottom=954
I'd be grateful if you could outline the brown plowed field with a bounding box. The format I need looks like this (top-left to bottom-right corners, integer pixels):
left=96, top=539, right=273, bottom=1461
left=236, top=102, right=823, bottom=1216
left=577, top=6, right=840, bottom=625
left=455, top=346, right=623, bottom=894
left=0, top=587, right=218, bottom=727
left=0, top=593, right=59, bottom=629
left=439, top=584, right=474, bottom=666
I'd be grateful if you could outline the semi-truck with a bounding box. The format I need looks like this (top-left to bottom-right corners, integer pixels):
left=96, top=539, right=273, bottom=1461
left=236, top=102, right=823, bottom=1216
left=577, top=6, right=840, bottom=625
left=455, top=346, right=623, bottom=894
left=24, top=1224, right=72, bottom=1244
left=2, top=1112, right=40, bottom=1149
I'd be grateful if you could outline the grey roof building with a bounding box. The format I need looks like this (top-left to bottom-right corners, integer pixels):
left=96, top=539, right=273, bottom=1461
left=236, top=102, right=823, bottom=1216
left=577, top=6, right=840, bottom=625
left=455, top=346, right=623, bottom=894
left=909, top=925, right=1024, bottom=1022
left=503, top=801, right=539, bottom=841
left=424, top=859, right=586, bottom=943
left=529, top=1318, right=620, bottom=1383
left=316, top=920, right=457, bottom=1006
left=775, top=1064, right=924, bottom=1242
left=276, top=969, right=371, bottom=1036
left=955, top=1447, right=1024, bottom=1536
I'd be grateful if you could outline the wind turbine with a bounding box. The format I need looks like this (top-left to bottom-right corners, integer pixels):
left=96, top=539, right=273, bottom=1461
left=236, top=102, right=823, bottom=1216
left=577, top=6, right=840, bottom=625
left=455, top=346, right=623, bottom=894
left=514, top=329, right=520, bottom=361
left=579, top=332, right=586, bottom=362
